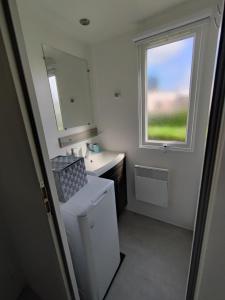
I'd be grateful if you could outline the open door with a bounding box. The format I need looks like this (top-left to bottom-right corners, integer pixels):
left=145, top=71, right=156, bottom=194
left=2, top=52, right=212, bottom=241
left=0, top=1, right=80, bottom=299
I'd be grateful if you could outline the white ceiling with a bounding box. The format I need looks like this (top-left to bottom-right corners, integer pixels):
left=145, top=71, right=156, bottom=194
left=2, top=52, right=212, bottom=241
left=20, top=0, right=188, bottom=44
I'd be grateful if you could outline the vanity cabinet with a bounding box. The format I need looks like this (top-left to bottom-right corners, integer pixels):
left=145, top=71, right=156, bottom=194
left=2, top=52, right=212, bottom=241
left=100, top=158, right=127, bottom=217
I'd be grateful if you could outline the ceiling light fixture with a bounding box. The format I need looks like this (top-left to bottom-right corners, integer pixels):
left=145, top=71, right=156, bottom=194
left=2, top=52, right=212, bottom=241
left=79, top=18, right=90, bottom=26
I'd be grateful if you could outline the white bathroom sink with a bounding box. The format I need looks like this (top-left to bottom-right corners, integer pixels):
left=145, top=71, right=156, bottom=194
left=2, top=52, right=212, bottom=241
left=84, top=151, right=125, bottom=176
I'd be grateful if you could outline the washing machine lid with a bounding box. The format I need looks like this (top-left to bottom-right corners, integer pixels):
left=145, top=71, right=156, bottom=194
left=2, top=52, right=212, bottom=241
left=60, top=175, right=114, bottom=217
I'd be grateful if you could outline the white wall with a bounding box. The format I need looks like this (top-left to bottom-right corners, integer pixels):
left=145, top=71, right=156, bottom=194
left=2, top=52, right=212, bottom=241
left=16, top=0, right=95, bottom=159
left=91, top=0, right=220, bottom=229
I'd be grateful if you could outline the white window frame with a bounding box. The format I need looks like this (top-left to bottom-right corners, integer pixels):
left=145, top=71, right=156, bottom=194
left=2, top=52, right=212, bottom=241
left=137, top=19, right=209, bottom=152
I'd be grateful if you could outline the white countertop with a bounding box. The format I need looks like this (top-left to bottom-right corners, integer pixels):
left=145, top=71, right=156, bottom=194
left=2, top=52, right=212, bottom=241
left=84, top=151, right=125, bottom=176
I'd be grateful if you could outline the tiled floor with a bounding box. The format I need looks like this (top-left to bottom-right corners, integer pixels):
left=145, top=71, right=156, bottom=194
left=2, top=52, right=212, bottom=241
left=106, top=211, right=193, bottom=300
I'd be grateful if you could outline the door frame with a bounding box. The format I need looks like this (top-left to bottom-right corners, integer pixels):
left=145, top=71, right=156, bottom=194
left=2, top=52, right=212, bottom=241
left=2, top=0, right=225, bottom=299
left=1, top=1, right=80, bottom=299
left=186, top=2, right=225, bottom=299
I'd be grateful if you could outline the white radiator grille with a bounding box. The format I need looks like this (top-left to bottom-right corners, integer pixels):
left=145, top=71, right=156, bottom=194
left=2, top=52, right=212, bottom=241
left=134, top=165, right=168, bottom=207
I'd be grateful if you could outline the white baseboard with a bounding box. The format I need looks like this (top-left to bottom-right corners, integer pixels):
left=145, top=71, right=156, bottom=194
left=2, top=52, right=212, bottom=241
left=125, top=206, right=194, bottom=231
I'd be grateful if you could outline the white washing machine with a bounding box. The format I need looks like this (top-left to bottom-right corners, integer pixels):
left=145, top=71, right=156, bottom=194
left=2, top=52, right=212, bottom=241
left=60, top=175, right=120, bottom=300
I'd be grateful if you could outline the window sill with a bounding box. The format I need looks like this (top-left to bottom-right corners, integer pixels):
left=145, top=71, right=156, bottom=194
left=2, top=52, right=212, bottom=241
left=139, top=143, right=194, bottom=152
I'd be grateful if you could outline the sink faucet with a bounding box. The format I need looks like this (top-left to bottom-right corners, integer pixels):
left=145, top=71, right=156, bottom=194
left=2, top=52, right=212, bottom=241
left=68, top=147, right=82, bottom=157
left=85, top=143, right=90, bottom=158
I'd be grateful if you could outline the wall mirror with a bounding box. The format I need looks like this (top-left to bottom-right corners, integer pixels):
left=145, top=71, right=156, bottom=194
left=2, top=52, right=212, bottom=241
left=42, top=45, right=94, bottom=131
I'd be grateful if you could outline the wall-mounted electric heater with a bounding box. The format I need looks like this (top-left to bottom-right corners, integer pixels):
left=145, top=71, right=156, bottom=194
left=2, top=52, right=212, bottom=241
left=134, top=165, right=169, bottom=207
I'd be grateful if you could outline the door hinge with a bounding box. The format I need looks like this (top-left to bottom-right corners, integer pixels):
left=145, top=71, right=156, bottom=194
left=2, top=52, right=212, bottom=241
left=41, top=185, right=51, bottom=215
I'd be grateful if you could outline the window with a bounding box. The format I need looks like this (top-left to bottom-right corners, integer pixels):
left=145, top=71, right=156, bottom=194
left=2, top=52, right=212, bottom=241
left=137, top=21, right=206, bottom=151
left=147, top=37, right=194, bottom=142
